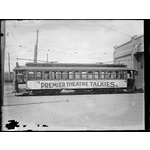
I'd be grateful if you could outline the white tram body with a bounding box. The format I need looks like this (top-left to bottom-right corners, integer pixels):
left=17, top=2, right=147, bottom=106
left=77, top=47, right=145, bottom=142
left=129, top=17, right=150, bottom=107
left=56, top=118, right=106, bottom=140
left=13, top=63, right=135, bottom=95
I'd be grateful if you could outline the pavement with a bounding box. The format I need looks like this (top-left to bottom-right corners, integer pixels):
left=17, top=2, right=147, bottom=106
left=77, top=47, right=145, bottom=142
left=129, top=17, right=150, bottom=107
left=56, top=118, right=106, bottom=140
left=2, top=84, right=144, bottom=131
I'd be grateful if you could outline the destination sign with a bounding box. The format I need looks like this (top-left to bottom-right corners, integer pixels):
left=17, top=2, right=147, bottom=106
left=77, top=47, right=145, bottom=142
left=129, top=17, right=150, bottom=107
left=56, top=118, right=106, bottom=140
left=27, top=80, right=127, bottom=89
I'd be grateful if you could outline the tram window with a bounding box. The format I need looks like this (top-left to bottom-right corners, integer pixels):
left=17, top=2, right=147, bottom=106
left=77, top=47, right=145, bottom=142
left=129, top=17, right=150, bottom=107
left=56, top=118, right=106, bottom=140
left=28, top=71, right=35, bottom=80
left=115, top=71, right=120, bottom=79
left=23, top=72, right=27, bottom=82
left=56, top=72, right=59, bottom=79
left=59, top=72, right=62, bottom=79
left=124, top=71, right=127, bottom=79
left=101, top=71, right=104, bottom=79
left=103, top=71, right=108, bottom=79
left=81, top=71, right=87, bottom=79
left=120, top=71, right=124, bottom=79
left=111, top=71, right=114, bottom=78
left=44, top=72, right=50, bottom=80
left=17, top=74, right=22, bottom=80
left=66, top=71, right=73, bottom=79
left=66, top=72, right=69, bottom=79
left=87, top=71, right=93, bottom=79
left=51, top=72, right=56, bottom=79
left=60, top=71, right=66, bottom=80
left=17, top=71, right=24, bottom=82
left=131, top=71, right=133, bottom=79
left=114, top=72, right=116, bottom=79
left=36, top=71, right=42, bottom=80
left=69, top=71, right=74, bottom=79
left=107, top=72, right=110, bottom=79
left=75, top=71, right=80, bottom=79
left=107, top=71, right=113, bottom=79
left=127, top=71, right=131, bottom=79
left=94, top=71, right=99, bottom=79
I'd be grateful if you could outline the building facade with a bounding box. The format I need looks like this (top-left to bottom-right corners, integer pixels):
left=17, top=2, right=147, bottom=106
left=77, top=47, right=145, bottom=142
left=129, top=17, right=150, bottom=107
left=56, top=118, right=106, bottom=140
left=113, top=35, right=144, bottom=90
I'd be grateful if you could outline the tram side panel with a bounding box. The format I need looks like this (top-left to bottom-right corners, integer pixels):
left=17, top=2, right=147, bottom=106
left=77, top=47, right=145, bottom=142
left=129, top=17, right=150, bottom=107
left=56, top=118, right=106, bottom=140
left=26, top=79, right=127, bottom=91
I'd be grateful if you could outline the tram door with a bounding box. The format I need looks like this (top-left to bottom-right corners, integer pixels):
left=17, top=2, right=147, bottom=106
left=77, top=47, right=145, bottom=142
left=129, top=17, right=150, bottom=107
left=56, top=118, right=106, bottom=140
left=127, top=70, right=135, bottom=90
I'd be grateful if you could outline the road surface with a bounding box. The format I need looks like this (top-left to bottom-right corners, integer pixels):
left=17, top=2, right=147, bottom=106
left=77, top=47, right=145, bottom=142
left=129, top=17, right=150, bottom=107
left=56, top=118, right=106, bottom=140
left=2, top=84, right=144, bottom=131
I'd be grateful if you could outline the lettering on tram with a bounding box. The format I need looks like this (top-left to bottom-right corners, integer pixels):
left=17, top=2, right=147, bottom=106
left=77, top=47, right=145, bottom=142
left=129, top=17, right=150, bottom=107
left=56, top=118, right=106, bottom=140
left=40, top=81, right=116, bottom=89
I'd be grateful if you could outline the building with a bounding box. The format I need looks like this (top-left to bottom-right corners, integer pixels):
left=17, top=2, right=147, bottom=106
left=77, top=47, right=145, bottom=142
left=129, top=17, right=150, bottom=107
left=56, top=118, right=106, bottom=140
left=113, top=35, right=144, bottom=91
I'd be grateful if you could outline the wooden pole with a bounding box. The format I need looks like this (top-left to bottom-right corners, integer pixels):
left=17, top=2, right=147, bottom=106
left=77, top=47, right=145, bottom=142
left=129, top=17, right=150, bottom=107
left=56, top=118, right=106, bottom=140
left=8, top=53, right=11, bottom=82
left=47, top=53, right=48, bottom=63
left=1, top=20, right=6, bottom=106
left=34, top=30, right=39, bottom=63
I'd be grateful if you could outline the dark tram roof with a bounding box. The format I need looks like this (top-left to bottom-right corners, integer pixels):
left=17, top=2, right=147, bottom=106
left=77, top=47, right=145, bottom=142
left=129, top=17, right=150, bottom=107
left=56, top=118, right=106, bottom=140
left=25, top=62, right=127, bottom=67
left=13, top=62, right=133, bottom=71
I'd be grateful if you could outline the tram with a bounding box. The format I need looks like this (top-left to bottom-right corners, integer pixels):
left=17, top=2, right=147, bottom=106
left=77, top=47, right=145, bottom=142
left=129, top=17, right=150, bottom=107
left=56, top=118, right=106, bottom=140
left=13, top=62, right=136, bottom=95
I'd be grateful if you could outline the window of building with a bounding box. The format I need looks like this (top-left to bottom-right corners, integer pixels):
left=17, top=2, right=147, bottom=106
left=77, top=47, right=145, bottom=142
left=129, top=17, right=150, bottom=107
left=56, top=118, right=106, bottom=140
left=28, top=71, right=35, bottom=80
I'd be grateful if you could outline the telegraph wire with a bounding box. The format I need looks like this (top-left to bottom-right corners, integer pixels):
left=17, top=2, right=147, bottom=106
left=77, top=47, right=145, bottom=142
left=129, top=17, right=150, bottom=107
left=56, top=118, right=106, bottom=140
left=6, top=44, right=67, bottom=54
left=11, top=21, right=34, bottom=46
left=6, top=26, right=21, bottom=46
left=89, top=20, right=132, bottom=38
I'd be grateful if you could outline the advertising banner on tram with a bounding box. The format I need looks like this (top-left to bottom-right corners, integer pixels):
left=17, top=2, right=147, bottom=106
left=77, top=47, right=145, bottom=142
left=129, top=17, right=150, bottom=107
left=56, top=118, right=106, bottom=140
left=27, top=80, right=127, bottom=89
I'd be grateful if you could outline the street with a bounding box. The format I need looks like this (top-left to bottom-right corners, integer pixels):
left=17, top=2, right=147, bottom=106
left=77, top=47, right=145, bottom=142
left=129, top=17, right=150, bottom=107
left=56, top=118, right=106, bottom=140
left=2, top=84, right=144, bottom=131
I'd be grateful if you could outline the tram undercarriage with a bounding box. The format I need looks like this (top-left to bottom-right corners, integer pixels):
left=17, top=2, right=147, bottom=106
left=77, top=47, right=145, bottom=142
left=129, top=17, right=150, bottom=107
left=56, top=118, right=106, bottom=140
left=14, top=87, right=135, bottom=96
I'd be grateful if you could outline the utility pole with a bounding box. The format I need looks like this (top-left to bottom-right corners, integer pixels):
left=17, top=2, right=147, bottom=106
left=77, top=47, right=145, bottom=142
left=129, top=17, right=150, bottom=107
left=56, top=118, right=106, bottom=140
left=8, top=53, right=11, bottom=82
left=47, top=53, right=48, bottom=63
left=1, top=20, right=6, bottom=106
left=34, top=30, right=39, bottom=63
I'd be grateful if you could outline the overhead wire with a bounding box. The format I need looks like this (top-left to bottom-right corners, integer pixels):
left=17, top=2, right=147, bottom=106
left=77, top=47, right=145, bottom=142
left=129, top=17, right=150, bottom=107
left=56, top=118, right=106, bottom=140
left=11, top=21, right=34, bottom=46
left=6, top=44, right=67, bottom=54
left=6, top=26, right=21, bottom=46
left=89, top=20, right=132, bottom=38
left=7, top=21, right=134, bottom=62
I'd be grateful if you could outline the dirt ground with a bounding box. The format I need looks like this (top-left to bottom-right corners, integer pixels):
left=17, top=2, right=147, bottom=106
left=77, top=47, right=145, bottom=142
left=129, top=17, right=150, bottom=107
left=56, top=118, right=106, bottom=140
left=2, top=84, right=144, bottom=131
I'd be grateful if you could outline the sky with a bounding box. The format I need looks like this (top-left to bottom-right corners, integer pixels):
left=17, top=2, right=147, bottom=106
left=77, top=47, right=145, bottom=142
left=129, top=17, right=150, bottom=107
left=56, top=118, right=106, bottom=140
left=5, top=20, right=143, bottom=72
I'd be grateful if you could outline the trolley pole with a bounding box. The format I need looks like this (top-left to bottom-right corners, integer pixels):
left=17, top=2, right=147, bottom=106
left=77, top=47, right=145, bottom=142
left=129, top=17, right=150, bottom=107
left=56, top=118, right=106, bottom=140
left=8, top=53, right=11, bottom=83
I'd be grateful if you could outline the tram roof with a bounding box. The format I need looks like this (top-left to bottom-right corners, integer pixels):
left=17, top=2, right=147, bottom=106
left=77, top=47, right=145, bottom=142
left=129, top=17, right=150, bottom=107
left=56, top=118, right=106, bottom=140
left=13, top=63, right=133, bottom=71
left=25, top=62, right=127, bottom=67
